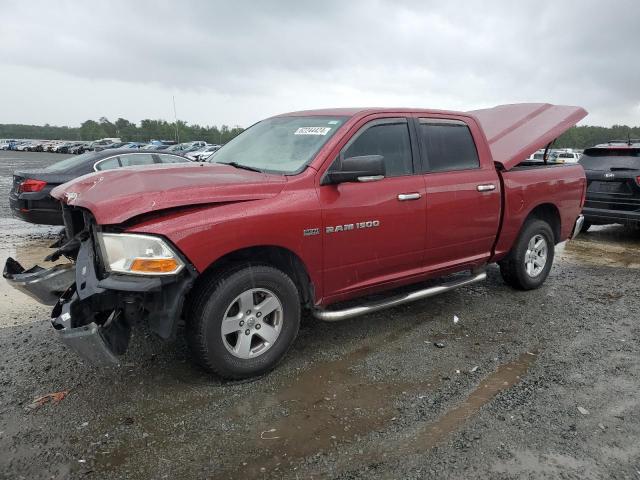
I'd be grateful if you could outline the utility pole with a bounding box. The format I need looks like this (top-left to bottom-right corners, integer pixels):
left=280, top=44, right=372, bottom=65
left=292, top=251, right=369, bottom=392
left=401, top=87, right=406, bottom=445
left=173, top=96, right=180, bottom=143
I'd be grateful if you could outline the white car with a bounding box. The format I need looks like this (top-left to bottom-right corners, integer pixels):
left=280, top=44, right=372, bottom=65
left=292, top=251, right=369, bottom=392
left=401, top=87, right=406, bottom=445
left=554, top=151, right=581, bottom=163
left=527, top=149, right=558, bottom=162
left=15, top=142, right=34, bottom=151
left=186, top=144, right=221, bottom=161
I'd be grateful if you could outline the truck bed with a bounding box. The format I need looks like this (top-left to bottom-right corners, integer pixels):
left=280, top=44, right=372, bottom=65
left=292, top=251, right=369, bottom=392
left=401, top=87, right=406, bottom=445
left=493, top=163, right=585, bottom=261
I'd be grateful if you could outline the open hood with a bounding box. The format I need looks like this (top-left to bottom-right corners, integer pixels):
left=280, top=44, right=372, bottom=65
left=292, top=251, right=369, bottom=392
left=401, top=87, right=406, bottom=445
left=51, top=163, right=286, bottom=225
left=468, top=103, right=588, bottom=171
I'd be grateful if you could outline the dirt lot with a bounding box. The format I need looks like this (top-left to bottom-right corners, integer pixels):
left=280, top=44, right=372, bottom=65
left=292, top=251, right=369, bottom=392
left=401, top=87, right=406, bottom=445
left=0, top=150, right=639, bottom=479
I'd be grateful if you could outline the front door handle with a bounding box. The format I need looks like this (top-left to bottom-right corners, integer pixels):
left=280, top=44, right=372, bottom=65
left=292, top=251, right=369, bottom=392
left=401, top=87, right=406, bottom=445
left=397, top=193, right=422, bottom=201
left=477, top=184, right=496, bottom=192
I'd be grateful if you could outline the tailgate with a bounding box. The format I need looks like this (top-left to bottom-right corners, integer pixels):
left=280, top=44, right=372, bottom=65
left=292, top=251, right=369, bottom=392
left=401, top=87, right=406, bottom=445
left=586, top=171, right=640, bottom=197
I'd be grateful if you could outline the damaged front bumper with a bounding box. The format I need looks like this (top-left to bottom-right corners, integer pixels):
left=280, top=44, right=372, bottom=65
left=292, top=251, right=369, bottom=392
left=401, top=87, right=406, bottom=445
left=51, top=295, right=125, bottom=365
left=4, top=237, right=195, bottom=366
left=3, top=257, right=75, bottom=305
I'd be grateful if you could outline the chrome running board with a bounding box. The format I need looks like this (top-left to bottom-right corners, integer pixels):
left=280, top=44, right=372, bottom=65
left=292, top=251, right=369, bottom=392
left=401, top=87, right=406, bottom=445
left=312, top=271, right=487, bottom=322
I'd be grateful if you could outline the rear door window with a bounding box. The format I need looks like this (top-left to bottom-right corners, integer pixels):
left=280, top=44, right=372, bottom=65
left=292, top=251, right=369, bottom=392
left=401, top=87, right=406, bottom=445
left=156, top=154, right=188, bottom=164
left=119, top=153, right=156, bottom=167
left=95, top=157, right=120, bottom=171
left=418, top=119, right=480, bottom=172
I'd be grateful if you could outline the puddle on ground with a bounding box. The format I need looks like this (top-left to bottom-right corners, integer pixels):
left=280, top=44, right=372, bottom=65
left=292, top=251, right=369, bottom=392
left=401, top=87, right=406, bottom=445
left=84, top=318, right=535, bottom=479
left=220, top=329, right=439, bottom=478
left=322, top=351, right=538, bottom=477
left=89, top=328, right=439, bottom=478
left=222, top=343, right=537, bottom=478
left=400, top=350, right=536, bottom=452
left=558, top=225, right=640, bottom=269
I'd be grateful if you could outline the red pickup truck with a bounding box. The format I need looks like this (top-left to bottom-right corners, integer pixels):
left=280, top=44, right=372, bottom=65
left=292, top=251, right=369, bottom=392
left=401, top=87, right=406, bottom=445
left=4, top=103, right=587, bottom=379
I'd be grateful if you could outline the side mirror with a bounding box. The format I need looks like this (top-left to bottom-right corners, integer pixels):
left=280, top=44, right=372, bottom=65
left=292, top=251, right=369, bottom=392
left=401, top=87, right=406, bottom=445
left=322, top=155, right=386, bottom=185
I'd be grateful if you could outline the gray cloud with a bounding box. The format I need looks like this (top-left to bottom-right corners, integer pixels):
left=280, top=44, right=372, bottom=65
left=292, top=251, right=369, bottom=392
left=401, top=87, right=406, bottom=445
left=1, top=0, right=638, bottom=127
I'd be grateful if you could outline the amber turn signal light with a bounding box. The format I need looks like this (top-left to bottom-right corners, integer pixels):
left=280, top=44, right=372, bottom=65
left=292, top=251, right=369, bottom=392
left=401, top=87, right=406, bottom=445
left=129, top=258, right=180, bottom=274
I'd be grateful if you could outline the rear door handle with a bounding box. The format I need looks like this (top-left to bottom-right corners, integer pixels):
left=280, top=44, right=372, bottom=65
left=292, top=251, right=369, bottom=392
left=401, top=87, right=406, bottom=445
left=477, top=184, right=496, bottom=192
left=397, top=193, right=422, bottom=201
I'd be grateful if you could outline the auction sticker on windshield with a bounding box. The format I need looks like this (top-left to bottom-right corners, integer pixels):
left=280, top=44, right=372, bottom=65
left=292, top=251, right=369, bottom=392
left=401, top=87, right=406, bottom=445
left=294, top=127, right=332, bottom=135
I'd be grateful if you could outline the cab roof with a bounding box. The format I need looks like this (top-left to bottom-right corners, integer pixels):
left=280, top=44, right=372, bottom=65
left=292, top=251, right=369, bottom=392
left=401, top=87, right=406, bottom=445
left=276, top=103, right=588, bottom=171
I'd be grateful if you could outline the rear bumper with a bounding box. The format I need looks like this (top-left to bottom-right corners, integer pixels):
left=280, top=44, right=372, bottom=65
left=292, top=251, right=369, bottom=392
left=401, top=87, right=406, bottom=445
left=571, top=214, right=584, bottom=239
left=9, top=195, right=64, bottom=226
left=10, top=206, right=64, bottom=225
left=583, top=207, right=640, bottom=226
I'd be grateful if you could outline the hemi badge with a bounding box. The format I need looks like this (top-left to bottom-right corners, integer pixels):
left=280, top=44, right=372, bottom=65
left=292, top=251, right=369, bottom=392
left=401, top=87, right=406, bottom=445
left=303, top=228, right=320, bottom=237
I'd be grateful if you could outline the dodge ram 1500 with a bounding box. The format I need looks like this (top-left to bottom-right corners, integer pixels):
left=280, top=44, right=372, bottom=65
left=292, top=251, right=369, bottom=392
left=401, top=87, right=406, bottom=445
left=4, top=103, right=587, bottom=379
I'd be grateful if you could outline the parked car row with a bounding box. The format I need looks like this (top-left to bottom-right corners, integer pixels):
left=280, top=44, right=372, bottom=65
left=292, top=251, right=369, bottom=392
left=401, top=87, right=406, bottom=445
left=1, top=138, right=222, bottom=160
left=526, top=148, right=582, bottom=163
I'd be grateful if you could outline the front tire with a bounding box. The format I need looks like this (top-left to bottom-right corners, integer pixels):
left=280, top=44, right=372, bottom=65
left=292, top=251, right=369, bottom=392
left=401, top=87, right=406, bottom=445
left=186, top=265, right=301, bottom=379
left=499, top=219, right=555, bottom=290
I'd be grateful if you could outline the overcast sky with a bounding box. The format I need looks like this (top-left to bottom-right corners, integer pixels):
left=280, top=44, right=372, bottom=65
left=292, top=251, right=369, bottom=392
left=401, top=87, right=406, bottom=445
left=1, top=0, right=638, bottom=128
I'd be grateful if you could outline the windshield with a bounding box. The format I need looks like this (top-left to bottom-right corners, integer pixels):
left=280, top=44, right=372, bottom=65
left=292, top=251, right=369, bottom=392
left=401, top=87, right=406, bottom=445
left=45, top=151, right=100, bottom=172
left=579, top=148, right=640, bottom=170
left=210, top=116, right=347, bottom=174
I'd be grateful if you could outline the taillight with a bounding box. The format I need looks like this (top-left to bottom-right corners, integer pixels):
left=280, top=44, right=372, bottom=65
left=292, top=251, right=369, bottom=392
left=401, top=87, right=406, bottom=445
left=18, top=179, right=47, bottom=193
left=636, top=176, right=640, bottom=186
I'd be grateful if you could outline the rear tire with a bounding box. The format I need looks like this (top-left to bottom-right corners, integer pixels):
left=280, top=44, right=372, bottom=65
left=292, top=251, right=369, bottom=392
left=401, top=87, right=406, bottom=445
left=186, top=264, right=300, bottom=379
left=499, top=219, right=555, bottom=290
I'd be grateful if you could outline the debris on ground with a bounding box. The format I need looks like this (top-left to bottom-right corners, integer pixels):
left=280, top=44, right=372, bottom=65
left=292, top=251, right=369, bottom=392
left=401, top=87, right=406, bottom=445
left=260, top=428, right=280, bottom=440
left=434, top=342, right=445, bottom=348
left=453, top=315, right=460, bottom=324
left=26, top=390, right=70, bottom=411
left=470, top=366, right=479, bottom=373
left=577, top=406, right=590, bottom=415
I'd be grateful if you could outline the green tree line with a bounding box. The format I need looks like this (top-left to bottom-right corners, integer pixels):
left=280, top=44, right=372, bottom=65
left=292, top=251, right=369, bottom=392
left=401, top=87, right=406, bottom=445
left=0, top=117, right=244, bottom=144
left=555, top=125, right=640, bottom=148
left=1, top=118, right=639, bottom=148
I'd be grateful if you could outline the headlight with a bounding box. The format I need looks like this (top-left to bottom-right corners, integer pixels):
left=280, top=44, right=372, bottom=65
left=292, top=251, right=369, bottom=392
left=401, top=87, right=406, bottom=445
left=96, top=233, right=184, bottom=276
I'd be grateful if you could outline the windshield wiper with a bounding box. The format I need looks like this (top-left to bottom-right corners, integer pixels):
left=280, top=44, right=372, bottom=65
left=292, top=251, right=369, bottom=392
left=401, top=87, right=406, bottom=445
left=218, top=161, right=263, bottom=173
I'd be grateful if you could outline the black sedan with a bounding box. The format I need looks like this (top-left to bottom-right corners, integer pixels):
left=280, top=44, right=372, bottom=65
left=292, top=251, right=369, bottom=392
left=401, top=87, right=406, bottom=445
left=10, top=149, right=191, bottom=225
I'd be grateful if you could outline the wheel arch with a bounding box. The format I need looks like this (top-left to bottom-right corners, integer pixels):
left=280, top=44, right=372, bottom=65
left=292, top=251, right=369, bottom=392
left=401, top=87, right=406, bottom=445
left=190, top=245, right=316, bottom=308
left=524, top=203, right=562, bottom=244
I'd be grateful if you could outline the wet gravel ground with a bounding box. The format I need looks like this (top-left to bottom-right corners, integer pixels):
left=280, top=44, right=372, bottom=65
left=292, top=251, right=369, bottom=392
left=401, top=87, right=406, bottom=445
left=1, top=151, right=639, bottom=479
